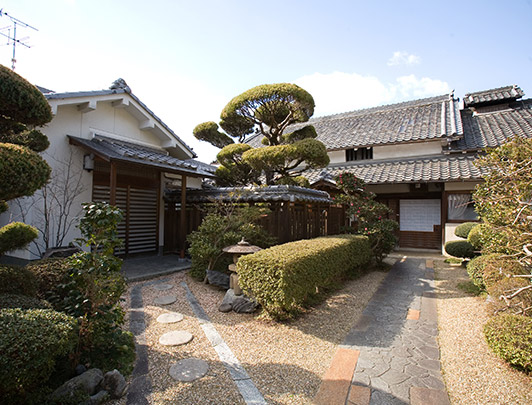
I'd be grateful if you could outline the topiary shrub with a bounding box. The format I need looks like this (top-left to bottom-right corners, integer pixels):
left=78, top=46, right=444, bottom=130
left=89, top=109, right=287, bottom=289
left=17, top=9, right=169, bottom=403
left=454, top=222, right=478, bottom=239
left=467, top=224, right=483, bottom=250
left=484, top=314, right=532, bottom=372
left=0, top=293, right=51, bottom=310
left=444, top=240, right=475, bottom=259
left=482, top=257, right=527, bottom=290
left=0, top=221, right=39, bottom=256
left=0, top=265, right=38, bottom=297
left=0, top=308, right=78, bottom=404
left=237, top=234, right=372, bottom=320
left=466, top=253, right=500, bottom=290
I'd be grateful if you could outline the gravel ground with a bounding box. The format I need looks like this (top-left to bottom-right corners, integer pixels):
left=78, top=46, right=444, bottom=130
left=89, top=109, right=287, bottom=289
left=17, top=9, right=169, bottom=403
left=434, top=260, right=532, bottom=405
left=122, top=268, right=386, bottom=404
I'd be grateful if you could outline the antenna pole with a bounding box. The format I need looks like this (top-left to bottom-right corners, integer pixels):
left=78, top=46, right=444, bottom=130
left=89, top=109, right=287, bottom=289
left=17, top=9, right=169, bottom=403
left=0, top=9, right=37, bottom=70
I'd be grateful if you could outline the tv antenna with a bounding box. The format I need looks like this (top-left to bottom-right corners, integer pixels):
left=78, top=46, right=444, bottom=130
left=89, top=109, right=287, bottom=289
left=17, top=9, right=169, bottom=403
left=0, top=9, right=38, bottom=70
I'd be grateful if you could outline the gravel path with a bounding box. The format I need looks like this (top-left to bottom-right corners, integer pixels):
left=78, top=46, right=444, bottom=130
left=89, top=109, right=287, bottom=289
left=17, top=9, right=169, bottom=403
left=434, top=261, right=532, bottom=405
left=123, top=268, right=386, bottom=404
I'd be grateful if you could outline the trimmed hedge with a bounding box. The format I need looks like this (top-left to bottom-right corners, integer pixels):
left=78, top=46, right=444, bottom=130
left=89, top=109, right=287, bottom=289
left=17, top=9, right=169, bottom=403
left=0, top=308, right=78, bottom=403
left=467, top=254, right=499, bottom=290
left=444, top=240, right=475, bottom=259
left=0, top=222, right=38, bottom=255
left=454, top=222, right=478, bottom=239
left=484, top=314, right=532, bottom=372
left=237, top=234, right=372, bottom=319
left=0, top=293, right=51, bottom=310
left=487, top=277, right=532, bottom=315
left=467, top=224, right=483, bottom=250
left=0, top=265, right=38, bottom=297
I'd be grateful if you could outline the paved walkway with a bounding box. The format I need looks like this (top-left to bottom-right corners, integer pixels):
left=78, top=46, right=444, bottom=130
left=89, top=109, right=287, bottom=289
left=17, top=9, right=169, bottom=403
left=316, top=256, right=450, bottom=405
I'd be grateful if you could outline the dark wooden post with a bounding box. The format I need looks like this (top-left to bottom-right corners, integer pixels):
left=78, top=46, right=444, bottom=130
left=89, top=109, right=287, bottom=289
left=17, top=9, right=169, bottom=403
left=110, top=162, right=117, bottom=206
left=180, top=174, right=187, bottom=258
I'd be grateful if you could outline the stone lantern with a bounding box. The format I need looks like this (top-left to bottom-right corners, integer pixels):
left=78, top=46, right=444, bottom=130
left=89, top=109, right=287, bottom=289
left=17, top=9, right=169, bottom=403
left=222, top=238, right=262, bottom=296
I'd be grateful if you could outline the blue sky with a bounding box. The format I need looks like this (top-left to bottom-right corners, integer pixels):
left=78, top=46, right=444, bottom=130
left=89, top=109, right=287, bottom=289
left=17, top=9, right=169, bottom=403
left=1, top=0, right=531, bottom=162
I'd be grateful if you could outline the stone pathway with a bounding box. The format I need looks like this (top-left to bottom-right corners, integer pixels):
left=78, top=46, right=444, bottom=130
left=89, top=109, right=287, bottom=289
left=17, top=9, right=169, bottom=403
left=316, top=257, right=450, bottom=405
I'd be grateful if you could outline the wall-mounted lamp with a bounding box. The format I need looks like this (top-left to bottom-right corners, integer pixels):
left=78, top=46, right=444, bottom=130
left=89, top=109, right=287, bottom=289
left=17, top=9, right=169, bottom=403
left=83, top=153, right=95, bottom=172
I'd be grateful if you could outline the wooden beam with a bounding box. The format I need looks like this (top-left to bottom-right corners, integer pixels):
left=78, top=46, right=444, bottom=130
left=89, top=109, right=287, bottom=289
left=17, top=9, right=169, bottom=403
left=180, top=174, right=187, bottom=258
left=110, top=162, right=117, bottom=206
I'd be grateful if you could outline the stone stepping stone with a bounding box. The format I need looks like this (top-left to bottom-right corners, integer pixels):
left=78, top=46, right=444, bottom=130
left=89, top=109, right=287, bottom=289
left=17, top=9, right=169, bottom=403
left=154, top=295, right=177, bottom=306
left=153, top=283, right=174, bottom=291
left=169, top=358, right=209, bottom=382
left=159, top=330, right=193, bottom=346
left=156, top=312, right=184, bottom=324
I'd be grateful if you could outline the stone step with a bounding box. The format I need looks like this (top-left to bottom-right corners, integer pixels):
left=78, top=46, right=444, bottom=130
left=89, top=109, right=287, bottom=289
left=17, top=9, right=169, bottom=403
left=154, top=295, right=177, bottom=305
left=159, top=330, right=193, bottom=346
left=156, top=312, right=184, bottom=324
left=153, top=283, right=174, bottom=291
left=169, top=358, right=209, bottom=382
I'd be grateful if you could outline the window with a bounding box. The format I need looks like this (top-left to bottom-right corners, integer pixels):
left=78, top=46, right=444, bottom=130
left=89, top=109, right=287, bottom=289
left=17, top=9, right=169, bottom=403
left=346, top=147, right=373, bottom=161
left=447, top=193, right=478, bottom=221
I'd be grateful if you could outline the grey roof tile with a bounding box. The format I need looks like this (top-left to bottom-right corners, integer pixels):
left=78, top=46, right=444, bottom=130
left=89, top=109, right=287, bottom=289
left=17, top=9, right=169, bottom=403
left=180, top=185, right=332, bottom=204
left=246, top=94, right=462, bottom=150
left=306, top=154, right=487, bottom=185
left=454, top=99, right=532, bottom=150
left=464, top=85, right=524, bottom=107
left=68, top=135, right=216, bottom=177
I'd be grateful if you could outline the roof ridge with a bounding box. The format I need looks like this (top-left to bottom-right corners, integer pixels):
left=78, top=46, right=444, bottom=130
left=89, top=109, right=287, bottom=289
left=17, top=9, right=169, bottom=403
left=464, top=84, right=522, bottom=97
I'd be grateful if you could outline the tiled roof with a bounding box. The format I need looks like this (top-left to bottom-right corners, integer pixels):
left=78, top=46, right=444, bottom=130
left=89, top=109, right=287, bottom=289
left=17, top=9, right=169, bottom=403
left=179, top=185, right=332, bottom=204
left=455, top=99, right=532, bottom=150
left=306, top=154, right=487, bottom=185
left=464, top=85, right=524, bottom=107
left=68, top=135, right=216, bottom=177
left=246, top=94, right=462, bottom=150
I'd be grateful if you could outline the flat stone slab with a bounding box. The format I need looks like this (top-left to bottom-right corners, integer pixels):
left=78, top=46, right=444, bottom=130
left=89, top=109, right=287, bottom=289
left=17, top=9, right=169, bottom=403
left=159, top=330, right=193, bottom=346
left=169, top=358, right=209, bottom=382
left=154, top=295, right=177, bottom=305
left=153, top=283, right=174, bottom=291
left=156, top=312, right=184, bottom=324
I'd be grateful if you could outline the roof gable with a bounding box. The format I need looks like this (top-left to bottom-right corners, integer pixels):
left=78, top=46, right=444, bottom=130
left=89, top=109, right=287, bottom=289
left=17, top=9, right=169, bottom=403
left=464, top=85, right=524, bottom=107
left=44, top=81, right=197, bottom=159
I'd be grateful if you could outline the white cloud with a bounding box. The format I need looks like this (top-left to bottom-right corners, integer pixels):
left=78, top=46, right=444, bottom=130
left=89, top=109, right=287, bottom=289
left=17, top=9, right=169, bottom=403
left=294, top=71, right=451, bottom=117
left=387, top=51, right=421, bottom=66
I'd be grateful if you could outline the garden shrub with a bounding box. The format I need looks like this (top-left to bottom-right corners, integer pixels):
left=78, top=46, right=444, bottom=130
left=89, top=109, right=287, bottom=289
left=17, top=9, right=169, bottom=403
left=454, top=222, right=478, bottom=239
left=482, top=256, right=527, bottom=290
left=466, top=253, right=500, bottom=290
left=0, top=221, right=39, bottom=256
left=0, top=308, right=78, bottom=404
left=188, top=204, right=275, bottom=280
left=484, top=314, right=532, bottom=372
left=467, top=224, right=483, bottom=250
left=444, top=240, right=475, bottom=259
left=0, top=293, right=51, bottom=310
left=25, top=258, right=71, bottom=300
left=0, top=265, right=38, bottom=296
left=237, top=234, right=372, bottom=319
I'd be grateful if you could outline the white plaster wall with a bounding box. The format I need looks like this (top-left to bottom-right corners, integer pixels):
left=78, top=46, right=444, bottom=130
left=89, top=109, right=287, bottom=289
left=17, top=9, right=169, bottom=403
left=327, top=150, right=346, bottom=164
left=373, top=141, right=441, bottom=160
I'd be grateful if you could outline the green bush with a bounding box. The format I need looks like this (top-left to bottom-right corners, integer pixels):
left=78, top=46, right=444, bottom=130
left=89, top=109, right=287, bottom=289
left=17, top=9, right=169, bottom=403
left=237, top=234, right=372, bottom=319
left=467, top=224, right=483, bottom=250
left=454, top=222, right=478, bottom=239
left=484, top=314, right=532, bottom=372
left=0, top=222, right=38, bottom=256
left=0, top=293, right=51, bottom=310
left=444, top=240, right=475, bottom=259
left=0, top=308, right=78, bottom=403
left=26, top=258, right=72, bottom=300
left=0, top=265, right=38, bottom=296
left=467, top=254, right=499, bottom=290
